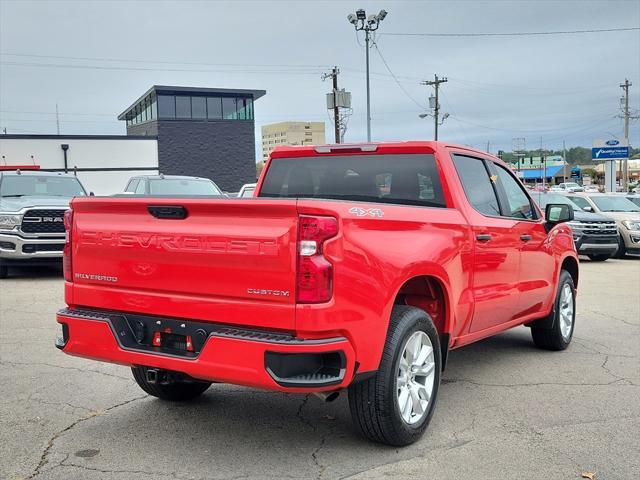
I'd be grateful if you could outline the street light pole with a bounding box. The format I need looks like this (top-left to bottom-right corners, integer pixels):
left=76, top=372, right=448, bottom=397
left=348, top=8, right=387, bottom=142
left=365, top=29, right=371, bottom=142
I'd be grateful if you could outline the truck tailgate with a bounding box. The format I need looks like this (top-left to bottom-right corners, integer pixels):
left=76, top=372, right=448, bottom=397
left=69, top=197, right=298, bottom=331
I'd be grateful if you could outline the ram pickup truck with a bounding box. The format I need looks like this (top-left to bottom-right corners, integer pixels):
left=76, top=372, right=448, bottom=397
left=0, top=168, right=87, bottom=278
left=56, top=142, right=578, bottom=446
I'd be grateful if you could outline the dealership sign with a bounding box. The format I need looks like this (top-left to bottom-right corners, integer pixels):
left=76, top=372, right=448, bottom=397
left=592, top=138, right=629, bottom=160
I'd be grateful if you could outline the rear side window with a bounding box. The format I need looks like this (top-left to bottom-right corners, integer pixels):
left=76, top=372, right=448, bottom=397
left=125, top=179, right=139, bottom=192
left=452, top=154, right=500, bottom=216
left=259, top=154, right=446, bottom=208
left=240, top=187, right=255, bottom=198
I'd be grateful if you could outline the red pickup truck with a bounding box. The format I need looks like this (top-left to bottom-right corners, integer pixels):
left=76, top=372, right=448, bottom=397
left=56, top=141, right=578, bottom=446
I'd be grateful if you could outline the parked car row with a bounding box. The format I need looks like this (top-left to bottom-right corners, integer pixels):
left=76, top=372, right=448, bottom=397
left=2, top=165, right=637, bottom=278
left=529, top=190, right=640, bottom=261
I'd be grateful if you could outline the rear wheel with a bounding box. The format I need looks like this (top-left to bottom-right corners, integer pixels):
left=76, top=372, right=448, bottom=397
left=348, top=305, right=441, bottom=446
left=531, top=270, right=575, bottom=351
left=587, top=254, right=610, bottom=262
left=131, top=366, right=211, bottom=401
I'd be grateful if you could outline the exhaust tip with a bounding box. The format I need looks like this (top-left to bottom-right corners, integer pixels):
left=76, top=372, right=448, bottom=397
left=313, top=391, right=340, bottom=402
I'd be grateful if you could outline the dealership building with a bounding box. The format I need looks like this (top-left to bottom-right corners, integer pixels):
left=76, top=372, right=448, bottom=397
left=0, top=85, right=266, bottom=195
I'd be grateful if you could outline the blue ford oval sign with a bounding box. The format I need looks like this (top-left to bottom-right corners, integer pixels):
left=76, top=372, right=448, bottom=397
left=605, top=139, right=620, bottom=146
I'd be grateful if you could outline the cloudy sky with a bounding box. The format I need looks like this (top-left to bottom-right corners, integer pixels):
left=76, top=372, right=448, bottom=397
left=1, top=0, right=639, bottom=158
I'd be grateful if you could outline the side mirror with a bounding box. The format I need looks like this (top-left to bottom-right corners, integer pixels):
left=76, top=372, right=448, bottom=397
left=89, top=191, right=95, bottom=196
left=582, top=206, right=592, bottom=212
left=545, top=203, right=574, bottom=231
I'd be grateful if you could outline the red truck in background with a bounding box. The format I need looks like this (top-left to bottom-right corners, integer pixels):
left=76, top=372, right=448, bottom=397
left=56, top=141, right=578, bottom=446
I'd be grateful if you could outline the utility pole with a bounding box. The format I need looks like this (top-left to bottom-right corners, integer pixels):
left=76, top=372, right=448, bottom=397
left=486, top=140, right=491, bottom=154
left=421, top=75, right=448, bottom=140
left=563, top=140, right=567, bottom=182
left=322, top=67, right=341, bottom=143
left=332, top=67, right=340, bottom=143
left=540, top=137, right=546, bottom=188
left=55, top=103, right=60, bottom=135
left=620, top=79, right=632, bottom=191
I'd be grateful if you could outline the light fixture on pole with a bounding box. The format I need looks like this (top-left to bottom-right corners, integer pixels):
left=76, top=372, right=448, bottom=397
left=347, top=8, right=388, bottom=142
left=418, top=113, right=449, bottom=140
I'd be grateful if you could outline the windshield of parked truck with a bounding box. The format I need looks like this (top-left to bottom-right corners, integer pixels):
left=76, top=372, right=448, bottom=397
left=589, top=195, right=640, bottom=212
left=259, top=154, right=446, bottom=208
left=531, top=193, right=583, bottom=211
left=0, top=175, right=86, bottom=197
left=148, top=178, right=222, bottom=195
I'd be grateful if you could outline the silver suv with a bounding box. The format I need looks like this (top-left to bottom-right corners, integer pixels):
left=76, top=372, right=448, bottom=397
left=0, top=169, right=87, bottom=278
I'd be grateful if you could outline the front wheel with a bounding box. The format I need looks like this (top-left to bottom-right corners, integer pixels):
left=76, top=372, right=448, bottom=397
left=615, top=238, right=627, bottom=258
left=0, top=264, right=7, bottom=279
left=531, top=270, right=576, bottom=350
left=131, top=366, right=211, bottom=401
left=348, top=305, right=441, bottom=446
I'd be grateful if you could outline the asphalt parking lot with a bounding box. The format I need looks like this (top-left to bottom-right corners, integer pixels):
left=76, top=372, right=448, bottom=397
left=1, top=259, right=639, bottom=480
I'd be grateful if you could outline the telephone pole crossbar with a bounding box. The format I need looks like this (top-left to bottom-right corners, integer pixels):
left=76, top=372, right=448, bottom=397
left=421, top=75, right=448, bottom=140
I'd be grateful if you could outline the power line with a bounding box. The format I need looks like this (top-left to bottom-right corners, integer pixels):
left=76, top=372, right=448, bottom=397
left=0, top=52, right=329, bottom=69
left=0, top=61, right=324, bottom=75
left=381, top=27, right=640, bottom=37
left=0, top=109, right=115, bottom=117
left=371, top=42, right=426, bottom=109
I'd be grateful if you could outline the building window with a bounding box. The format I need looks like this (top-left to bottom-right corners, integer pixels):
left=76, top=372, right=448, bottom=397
left=150, top=99, right=157, bottom=119
left=207, top=97, right=222, bottom=119
left=237, top=97, right=253, bottom=120
left=192, top=96, right=206, bottom=119
left=222, top=97, right=237, bottom=119
left=157, top=95, right=176, bottom=119
left=176, top=96, right=191, bottom=119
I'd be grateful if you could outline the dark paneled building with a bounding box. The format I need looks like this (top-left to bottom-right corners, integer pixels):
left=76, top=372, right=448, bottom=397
left=118, top=85, right=266, bottom=191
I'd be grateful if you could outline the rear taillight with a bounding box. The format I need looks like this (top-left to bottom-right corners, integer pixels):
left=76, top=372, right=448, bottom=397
left=297, top=215, right=338, bottom=303
left=63, top=209, right=73, bottom=282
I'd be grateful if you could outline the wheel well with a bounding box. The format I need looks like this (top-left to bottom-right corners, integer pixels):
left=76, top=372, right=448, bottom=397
left=395, top=276, right=447, bottom=335
left=561, top=257, right=579, bottom=288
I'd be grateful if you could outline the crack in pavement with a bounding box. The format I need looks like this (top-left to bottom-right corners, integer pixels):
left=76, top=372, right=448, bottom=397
left=441, top=377, right=637, bottom=388
left=1, top=360, right=131, bottom=380
left=580, top=308, right=640, bottom=328
left=53, top=460, right=195, bottom=480
left=294, top=394, right=331, bottom=479
left=26, top=394, right=148, bottom=479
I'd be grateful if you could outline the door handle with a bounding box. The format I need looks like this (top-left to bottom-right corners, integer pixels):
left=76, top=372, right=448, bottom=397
left=520, top=234, right=532, bottom=242
left=476, top=234, right=492, bottom=242
left=147, top=205, right=188, bottom=219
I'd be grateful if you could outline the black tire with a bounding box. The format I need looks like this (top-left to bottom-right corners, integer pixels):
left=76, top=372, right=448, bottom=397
left=587, top=254, right=610, bottom=262
left=131, top=366, right=211, bottom=401
left=615, top=238, right=627, bottom=258
left=531, top=270, right=576, bottom=351
left=348, top=305, right=441, bottom=446
left=0, top=264, right=7, bottom=279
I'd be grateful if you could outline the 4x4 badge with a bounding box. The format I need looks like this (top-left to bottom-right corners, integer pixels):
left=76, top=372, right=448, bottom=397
left=349, top=207, right=384, bottom=218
